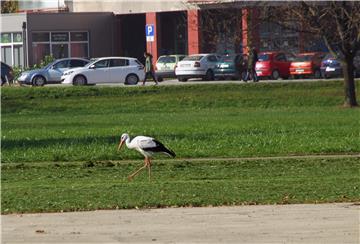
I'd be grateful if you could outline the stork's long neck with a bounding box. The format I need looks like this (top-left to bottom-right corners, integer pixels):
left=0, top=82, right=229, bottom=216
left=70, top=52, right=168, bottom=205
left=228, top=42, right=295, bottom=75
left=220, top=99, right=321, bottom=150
left=125, top=137, right=133, bottom=148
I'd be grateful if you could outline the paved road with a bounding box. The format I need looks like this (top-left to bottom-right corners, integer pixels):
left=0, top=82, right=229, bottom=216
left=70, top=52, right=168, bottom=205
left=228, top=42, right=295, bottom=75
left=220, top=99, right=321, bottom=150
left=2, top=203, right=359, bottom=243
left=38, top=77, right=350, bottom=87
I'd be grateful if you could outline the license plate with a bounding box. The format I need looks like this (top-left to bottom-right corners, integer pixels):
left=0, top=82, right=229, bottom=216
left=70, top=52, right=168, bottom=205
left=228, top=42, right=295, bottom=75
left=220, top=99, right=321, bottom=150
left=221, top=64, right=229, bottom=68
left=181, top=64, right=191, bottom=68
left=256, top=71, right=262, bottom=75
left=296, top=69, right=304, bottom=72
left=326, top=67, right=335, bottom=71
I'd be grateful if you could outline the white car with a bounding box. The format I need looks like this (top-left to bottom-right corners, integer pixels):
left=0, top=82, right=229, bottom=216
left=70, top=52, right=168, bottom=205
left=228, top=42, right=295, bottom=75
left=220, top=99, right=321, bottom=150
left=175, top=54, right=220, bottom=82
left=61, top=57, right=145, bottom=85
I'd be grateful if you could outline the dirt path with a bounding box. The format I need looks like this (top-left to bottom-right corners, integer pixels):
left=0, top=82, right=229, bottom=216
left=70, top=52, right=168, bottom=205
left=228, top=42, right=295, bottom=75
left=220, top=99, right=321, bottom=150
left=2, top=203, right=359, bottom=243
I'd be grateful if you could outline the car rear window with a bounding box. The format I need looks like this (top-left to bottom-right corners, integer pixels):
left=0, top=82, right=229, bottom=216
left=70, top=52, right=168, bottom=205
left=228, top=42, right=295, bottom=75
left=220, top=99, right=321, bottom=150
left=294, top=55, right=313, bottom=62
left=183, top=55, right=204, bottom=61
left=220, top=55, right=236, bottom=62
left=158, top=56, right=176, bottom=63
left=258, top=54, right=269, bottom=61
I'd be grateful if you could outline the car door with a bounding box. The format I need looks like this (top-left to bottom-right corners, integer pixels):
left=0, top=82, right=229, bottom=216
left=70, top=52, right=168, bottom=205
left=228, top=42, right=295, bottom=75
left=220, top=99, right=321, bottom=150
left=109, top=58, right=129, bottom=83
left=206, top=55, right=219, bottom=70
left=85, top=59, right=110, bottom=84
left=48, top=60, right=69, bottom=82
left=274, top=53, right=290, bottom=77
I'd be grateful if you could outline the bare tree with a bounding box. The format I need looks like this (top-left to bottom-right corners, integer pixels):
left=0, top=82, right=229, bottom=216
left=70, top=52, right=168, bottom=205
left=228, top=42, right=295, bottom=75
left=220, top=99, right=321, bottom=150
left=262, top=1, right=359, bottom=107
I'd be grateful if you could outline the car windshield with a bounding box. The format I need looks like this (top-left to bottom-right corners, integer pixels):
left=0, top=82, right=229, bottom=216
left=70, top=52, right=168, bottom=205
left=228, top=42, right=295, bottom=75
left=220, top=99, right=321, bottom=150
left=85, top=58, right=99, bottom=67
left=158, top=56, right=176, bottom=63
left=294, top=55, right=313, bottom=62
left=258, top=54, right=269, bottom=61
left=183, top=55, right=204, bottom=61
left=43, top=61, right=57, bottom=70
left=220, top=55, right=236, bottom=62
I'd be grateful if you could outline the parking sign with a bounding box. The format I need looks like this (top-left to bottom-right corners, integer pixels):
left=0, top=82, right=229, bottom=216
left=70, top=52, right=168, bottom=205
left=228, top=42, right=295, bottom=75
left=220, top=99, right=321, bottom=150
left=146, top=24, right=154, bottom=42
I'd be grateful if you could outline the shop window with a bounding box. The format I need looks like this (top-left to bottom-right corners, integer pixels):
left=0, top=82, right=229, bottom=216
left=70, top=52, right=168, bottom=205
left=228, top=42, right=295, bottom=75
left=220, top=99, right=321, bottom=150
left=71, top=32, right=88, bottom=42
left=32, top=43, right=50, bottom=65
left=52, top=44, right=69, bottom=59
left=1, top=46, right=12, bottom=64
left=0, top=33, right=23, bottom=66
left=70, top=43, right=88, bottom=58
left=1, top=33, right=12, bottom=44
left=32, top=32, right=50, bottom=42
left=13, top=45, right=24, bottom=67
left=31, top=31, right=89, bottom=64
left=13, top=33, right=22, bottom=43
left=51, top=32, right=69, bottom=42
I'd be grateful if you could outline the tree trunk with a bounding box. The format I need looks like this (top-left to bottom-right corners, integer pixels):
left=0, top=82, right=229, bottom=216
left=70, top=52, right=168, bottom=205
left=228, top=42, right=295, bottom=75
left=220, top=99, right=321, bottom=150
left=342, top=58, right=358, bottom=107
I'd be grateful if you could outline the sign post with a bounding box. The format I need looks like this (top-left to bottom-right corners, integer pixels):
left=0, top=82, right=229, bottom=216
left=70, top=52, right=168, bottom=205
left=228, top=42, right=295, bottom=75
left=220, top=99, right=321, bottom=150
left=145, top=24, right=154, bottom=54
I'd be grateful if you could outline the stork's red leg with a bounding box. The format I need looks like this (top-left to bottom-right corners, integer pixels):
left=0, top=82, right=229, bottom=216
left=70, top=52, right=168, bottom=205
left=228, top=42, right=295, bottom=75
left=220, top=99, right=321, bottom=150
left=147, top=158, right=152, bottom=181
left=127, top=158, right=147, bottom=181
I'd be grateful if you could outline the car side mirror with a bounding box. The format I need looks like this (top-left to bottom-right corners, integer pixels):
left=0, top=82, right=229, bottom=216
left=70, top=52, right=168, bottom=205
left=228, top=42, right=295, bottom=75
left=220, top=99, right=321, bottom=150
left=89, top=65, right=96, bottom=69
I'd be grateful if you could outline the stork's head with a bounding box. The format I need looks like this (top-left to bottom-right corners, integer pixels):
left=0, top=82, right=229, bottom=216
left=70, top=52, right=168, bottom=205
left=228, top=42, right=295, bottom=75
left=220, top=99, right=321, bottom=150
left=118, top=133, right=129, bottom=151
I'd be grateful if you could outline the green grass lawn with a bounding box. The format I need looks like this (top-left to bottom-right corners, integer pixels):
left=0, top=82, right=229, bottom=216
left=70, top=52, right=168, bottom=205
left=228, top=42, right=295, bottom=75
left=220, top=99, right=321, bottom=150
left=2, top=157, right=359, bottom=214
left=1, top=80, right=360, bottom=213
left=1, top=81, right=359, bottom=163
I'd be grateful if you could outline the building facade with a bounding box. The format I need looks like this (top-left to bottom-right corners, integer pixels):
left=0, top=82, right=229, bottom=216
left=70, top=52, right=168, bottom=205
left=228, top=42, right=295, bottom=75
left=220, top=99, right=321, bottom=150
left=1, top=0, right=326, bottom=68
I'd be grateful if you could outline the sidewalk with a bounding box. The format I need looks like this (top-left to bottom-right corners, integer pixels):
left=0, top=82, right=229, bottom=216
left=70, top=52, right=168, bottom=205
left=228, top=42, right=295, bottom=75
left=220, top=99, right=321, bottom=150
left=2, top=203, right=359, bottom=243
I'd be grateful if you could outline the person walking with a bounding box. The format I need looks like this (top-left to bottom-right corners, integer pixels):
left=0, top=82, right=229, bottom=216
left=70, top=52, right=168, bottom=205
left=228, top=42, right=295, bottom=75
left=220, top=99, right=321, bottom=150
left=245, top=47, right=259, bottom=82
left=142, top=52, right=158, bottom=85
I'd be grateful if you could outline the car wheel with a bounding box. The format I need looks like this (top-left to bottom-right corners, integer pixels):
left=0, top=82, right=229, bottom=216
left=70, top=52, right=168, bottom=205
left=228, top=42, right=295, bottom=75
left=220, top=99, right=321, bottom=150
left=178, top=77, right=187, bottom=82
left=203, top=69, right=214, bottom=81
left=314, top=70, right=321, bottom=79
left=32, top=75, right=46, bottom=86
left=73, top=75, right=87, bottom=86
left=157, top=77, right=163, bottom=82
left=271, top=70, right=280, bottom=80
left=125, top=74, right=139, bottom=85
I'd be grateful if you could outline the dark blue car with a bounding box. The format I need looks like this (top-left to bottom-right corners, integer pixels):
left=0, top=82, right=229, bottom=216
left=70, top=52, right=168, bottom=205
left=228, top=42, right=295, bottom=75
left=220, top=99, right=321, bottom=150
left=320, top=53, right=360, bottom=78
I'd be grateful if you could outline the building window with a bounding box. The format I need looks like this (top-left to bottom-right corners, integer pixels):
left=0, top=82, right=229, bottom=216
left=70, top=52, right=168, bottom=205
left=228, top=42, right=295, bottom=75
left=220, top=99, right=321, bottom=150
left=31, top=31, right=89, bottom=64
left=0, top=32, right=24, bottom=67
left=259, top=22, right=299, bottom=53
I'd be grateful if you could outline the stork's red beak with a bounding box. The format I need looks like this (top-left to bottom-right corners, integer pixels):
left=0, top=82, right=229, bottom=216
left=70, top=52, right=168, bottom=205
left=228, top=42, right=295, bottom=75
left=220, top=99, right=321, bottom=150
left=118, top=139, right=124, bottom=151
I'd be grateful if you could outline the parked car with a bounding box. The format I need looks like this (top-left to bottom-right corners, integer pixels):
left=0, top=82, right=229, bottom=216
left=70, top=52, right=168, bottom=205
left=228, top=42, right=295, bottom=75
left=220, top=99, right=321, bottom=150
left=1, top=62, right=14, bottom=86
left=214, top=54, right=247, bottom=80
left=175, top=53, right=220, bottom=82
left=18, top=58, right=89, bottom=86
left=290, top=52, right=326, bottom=79
left=255, top=52, right=292, bottom=80
left=61, top=57, right=145, bottom=85
left=320, top=52, right=360, bottom=78
left=155, top=55, right=186, bottom=81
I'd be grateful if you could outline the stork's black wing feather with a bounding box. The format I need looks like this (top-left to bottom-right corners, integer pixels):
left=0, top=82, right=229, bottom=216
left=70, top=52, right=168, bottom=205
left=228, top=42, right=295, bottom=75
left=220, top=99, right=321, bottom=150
left=143, top=139, right=176, bottom=158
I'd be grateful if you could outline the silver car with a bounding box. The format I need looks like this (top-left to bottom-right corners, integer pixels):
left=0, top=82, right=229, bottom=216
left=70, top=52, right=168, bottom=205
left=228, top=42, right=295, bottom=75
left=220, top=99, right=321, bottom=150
left=18, top=58, right=89, bottom=86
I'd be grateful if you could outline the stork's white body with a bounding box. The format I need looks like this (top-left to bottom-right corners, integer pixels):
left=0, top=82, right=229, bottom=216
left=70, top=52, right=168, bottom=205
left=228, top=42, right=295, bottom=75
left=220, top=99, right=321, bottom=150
left=124, top=136, right=157, bottom=158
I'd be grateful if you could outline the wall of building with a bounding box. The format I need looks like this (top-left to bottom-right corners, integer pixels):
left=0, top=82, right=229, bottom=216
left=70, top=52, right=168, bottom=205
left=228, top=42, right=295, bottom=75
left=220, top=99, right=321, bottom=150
left=66, top=0, right=189, bottom=14
left=1, top=13, right=27, bottom=32
left=1, top=13, right=27, bottom=67
left=26, top=12, right=115, bottom=65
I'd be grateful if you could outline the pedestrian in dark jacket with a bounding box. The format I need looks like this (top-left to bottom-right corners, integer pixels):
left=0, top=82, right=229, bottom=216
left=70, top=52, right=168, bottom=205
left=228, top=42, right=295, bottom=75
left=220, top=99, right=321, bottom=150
left=142, top=52, right=158, bottom=85
left=245, top=47, right=258, bottom=82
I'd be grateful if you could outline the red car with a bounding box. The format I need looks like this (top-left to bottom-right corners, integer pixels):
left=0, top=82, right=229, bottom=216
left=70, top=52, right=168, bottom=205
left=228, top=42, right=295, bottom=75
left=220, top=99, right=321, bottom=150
left=289, top=52, right=326, bottom=79
left=255, top=52, right=292, bottom=80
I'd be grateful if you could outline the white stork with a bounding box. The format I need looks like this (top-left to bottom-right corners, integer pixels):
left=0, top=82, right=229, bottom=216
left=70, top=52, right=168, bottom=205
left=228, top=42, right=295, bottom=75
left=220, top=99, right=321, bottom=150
left=118, top=133, right=176, bottom=181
